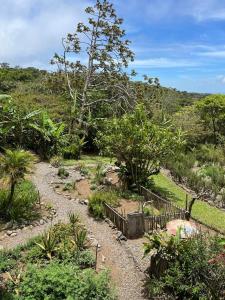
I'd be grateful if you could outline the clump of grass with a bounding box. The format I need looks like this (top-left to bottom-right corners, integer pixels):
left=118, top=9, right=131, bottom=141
left=57, top=167, right=69, bottom=179
left=88, top=190, right=119, bottom=219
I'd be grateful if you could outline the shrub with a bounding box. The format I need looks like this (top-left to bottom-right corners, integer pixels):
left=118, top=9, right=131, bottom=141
left=63, top=143, right=81, bottom=160
left=93, top=162, right=105, bottom=185
left=195, top=144, right=225, bottom=165
left=57, top=167, right=69, bottom=178
left=0, top=180, right=39, bottom=221
left=145, top=233, right=225, bottom=299
left=143, top=206, right=161, bottom=216
left=88, top=190, right=119, bottom=218
left=50, top=155, right=62, bottom=167
left=15, top=262, right=115, bottom=300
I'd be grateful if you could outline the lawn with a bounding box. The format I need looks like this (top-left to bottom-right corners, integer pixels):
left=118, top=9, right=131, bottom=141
left=152, top=172, right=225, bottom=233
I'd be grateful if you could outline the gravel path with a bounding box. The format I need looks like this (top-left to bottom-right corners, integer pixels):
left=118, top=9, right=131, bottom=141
left=1, top=162, right=148, bottom=300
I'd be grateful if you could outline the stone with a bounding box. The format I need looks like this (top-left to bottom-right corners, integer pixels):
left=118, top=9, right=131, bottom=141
left=39, top=219, right=45, bottom=225
left=84, top=199, right=89, bottom=205
left=0, top=235, right=5, bottom=241
left=6, top=230, right=13, bottom=236
left=116, top=231, right=127, bottom=241
left=10, top=232, right=17, bottom=237
left=90, top=238, right=99, bottom=247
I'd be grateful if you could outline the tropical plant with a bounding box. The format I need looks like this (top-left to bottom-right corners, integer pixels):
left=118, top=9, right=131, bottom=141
left=145, top=234, right=225, bottom=299
left=35, top=230, right=58, bottom=260
left=68, top=211, right=80, bottom=233
left=30, top=112, right=66, bottom=159
left=144, top=230, right=193, bottom=287
left=72, top=228, right=88, bottom=251
left=0, top=149, right=35, bottom=217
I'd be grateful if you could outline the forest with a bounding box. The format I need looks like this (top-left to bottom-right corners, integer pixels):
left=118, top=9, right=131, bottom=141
left=0, top=0, right=225, bottom=299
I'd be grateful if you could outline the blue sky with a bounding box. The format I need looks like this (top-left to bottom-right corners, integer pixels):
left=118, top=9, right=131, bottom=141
left=1, top=0, right=225, bottom=93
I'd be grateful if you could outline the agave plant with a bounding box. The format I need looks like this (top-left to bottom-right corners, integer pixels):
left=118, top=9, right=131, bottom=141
left=36, top=230, right=58, bottom=260
left=71, top=228, right=88, bottom=251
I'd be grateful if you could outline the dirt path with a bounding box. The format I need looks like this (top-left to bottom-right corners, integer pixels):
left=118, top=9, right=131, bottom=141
left=1, top=162, right=147, bottom=300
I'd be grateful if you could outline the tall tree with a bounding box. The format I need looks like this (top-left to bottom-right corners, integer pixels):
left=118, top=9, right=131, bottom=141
left=52, top=0, right=135, bottom=132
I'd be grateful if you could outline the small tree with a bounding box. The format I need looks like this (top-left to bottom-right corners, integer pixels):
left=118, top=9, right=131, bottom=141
left=97, top=105, right=184, bottom=187
left=196, top=94, right=225, bottom=146
left=0, top=149, right=35, bottom=213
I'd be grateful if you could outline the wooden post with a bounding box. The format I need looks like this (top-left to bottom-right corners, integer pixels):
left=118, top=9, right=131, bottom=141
left=95, top=243, right=98, bottom=271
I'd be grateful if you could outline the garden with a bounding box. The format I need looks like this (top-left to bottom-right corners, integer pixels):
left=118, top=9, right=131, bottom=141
left=0, top=0, right=225, bottom=299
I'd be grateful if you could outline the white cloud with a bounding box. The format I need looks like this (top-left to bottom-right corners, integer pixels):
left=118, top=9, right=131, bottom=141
left=131, top=57, right=199, bottom=68
left=198, top=50, right=225, bottom=57
left=0, top=0, right=90, bottom=67
left=121, top=0, right=225, bottom=22
left=217, top=75, right=225, bottom=84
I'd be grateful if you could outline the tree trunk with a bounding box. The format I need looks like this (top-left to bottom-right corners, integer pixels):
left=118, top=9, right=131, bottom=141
left=212, top=117, right=217, bottom=148
left=7, top=181, right=15, bottom=212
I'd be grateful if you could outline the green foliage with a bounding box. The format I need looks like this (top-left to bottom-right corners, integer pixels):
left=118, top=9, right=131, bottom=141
left=0, top=180, right=39, bottom=221
left=72, top=228, right=88, bottom=251
left=0, top=248, right=21, bottom=273
left=0, top=148, right=36, bottom=221
left=92, top=162, right=105, bottom=185
left=143, top=206, right=161, bottom=216
left=145, top=234, right=225, bottom=299
left=57, top=167, right=69, bottom=178
left=195, top=144, right=225, bottom=165
left=172, top=106, right=205, bottom=147
left=97, top=105, right=184, bottom=187
left=49, top=155, right=63, bottom=167
left=63, top=136, right=86, bottom=160
left=0, top=221, right=115, bottom=300
left=88, top=190, right=119, bottom=218
left=30, top=112, right=66, bottom=159
left=15, top=262, right=115, bottom=300
left=196, top=94, right=225, bottom=145
left=0, top=99, right=67, bottom=159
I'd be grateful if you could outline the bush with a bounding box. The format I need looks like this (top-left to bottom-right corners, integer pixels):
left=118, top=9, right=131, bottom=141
left=0, top=180, right=39, bottom=221
left=57, top=167, right=69, bottom=178
left=145, top=234, right=225, bottom=300
left=195, top=144, right=225, bottom=165
left=50, top=155, right=62, bottom=167
left=88, top=190, right=119, bottom=218
left=63, top=143, right=81, bottom=160
left=15, top=262, right=115, bottom=300
left=143, top=206, right=161, bottom=216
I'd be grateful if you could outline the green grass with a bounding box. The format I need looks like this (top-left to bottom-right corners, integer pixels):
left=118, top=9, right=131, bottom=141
left=152, top=172, right=225, bottom=233
left=63, top=154, right=115, bottom=167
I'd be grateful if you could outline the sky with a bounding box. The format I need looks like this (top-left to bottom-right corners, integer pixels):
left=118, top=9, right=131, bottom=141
left=1, top=0, right=225, bottom=93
